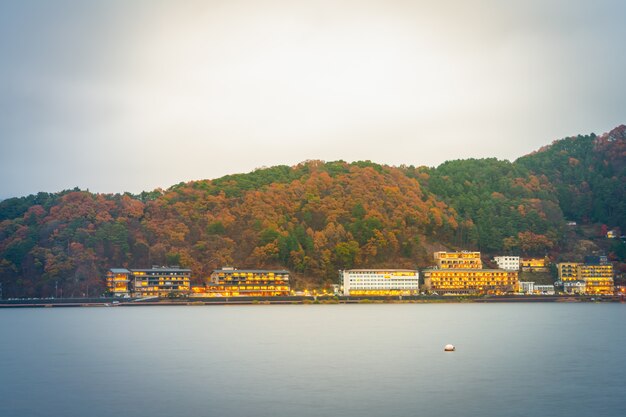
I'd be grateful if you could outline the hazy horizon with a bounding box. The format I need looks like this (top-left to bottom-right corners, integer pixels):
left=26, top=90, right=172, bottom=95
left=2, top=0, right=625, bottom=199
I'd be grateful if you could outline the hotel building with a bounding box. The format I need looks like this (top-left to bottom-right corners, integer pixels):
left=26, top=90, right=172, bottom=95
left=434, top=251, right=482, bottom=269
left=520, top=258, right=548, bottom=272
left=203, top=268, right=291, bottom=297
left=423, top=251, right=518, bottom=295
left=558, top=262, right=585, bottom=294
left=106, top=267, right=191, bottom=297
left=341, top=269, right=420, bottom=296
left=493, top=256, right=520, bottom=271
left=131, top=267, right=191, bottom=297
left=578, top=264, right=614, bottom=295
left=106, top=268, right=132, bottom=296
left=423, top=269, right=518, bottom=295
left=557, top=263, right=579, bottom=282
left=557, top=260, right=614, bottom=295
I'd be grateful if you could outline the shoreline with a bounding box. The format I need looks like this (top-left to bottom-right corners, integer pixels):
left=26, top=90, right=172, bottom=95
left=0, top=294, right=622, bottom=308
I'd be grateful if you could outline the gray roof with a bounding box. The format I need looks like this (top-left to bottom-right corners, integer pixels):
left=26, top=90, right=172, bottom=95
left=131, top=268, right=191, bottom=273
left=109, top=268, right=131, bottom=273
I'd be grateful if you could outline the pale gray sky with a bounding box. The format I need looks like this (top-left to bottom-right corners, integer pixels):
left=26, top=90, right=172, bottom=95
left=1, top=0, right=625, bottom=198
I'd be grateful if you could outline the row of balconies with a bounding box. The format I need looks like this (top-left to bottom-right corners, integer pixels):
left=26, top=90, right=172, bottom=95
left=428, top=276, right=517, bottom=281
left=222, top=277, right=287, bottom=281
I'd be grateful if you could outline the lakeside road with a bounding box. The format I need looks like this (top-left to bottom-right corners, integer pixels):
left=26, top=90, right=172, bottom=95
left=0, top=294, right=622, bottom=308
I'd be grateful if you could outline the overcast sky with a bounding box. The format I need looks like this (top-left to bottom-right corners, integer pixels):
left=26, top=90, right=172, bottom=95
left=1, top=0, right=624, bottom=199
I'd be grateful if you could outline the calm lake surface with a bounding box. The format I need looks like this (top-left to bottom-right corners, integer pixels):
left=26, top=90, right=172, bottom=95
left=1, top=304, right=625, bottom=417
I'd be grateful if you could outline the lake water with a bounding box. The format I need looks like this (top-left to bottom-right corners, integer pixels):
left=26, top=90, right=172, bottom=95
left=1, top=304, right=625, bottom=417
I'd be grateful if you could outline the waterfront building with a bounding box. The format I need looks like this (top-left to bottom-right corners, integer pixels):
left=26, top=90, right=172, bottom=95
left=424, top=251, right=517, bottom=295
left=534, top=285, right=555, bottom=295
left=434, top=251, right=482, bottom=269
left=106, top=268, right=132, bottom=296
left=422, top=268, right=518, bottom=295
left=557, top=258, right=614, bottom=295
left=557, top=263, right=580, bottom=281
left=520, top=258, right=548, bottom=272
left=203, top=267, right=291, bottom=297
left=107, top=267, right=192, bottom=297
left=131, top=267, right=191, bottom=297
left=493, top=256, right=520, bottom=271
left=578, top=264, right=614, bottom=295
left=341, top=269, right=420, bottom=296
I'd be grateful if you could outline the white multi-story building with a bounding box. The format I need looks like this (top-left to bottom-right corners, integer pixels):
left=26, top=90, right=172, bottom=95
left=493, top=256, right=520, bottom=271
left=341, top=269, right=420, bottom=296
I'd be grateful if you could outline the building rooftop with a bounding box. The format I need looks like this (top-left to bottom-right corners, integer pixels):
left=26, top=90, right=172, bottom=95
left=131, top=268, right=192, bottom=273
left=212, top=269, right=290, bottom=274
left=109, top=268, right=131, bottom=273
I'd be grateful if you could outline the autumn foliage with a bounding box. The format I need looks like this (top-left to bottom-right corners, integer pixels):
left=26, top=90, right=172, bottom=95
left=1, top=125, right=625, bottom=297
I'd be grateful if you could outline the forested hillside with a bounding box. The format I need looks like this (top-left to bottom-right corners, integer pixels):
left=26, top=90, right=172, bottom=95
left=516, top=125, right=626, bottom=231
left=408, top=158, right=563, bottom=254
left=1, top=126, right=624, bottom=297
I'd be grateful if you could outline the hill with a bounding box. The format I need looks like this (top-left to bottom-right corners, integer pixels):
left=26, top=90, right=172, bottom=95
left=1, top=126, right=625, bottom=297
left=516, top=125, right=626, bottom=231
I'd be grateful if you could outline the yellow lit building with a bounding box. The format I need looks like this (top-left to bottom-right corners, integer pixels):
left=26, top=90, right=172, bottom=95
left=106, top=267, right=192, bottom=297
left=106, top=268, right=131, bottom=296
left=520, top=258, right=548, bottom=272
left=557, top=263, right=580, bottom=281
left=201, top=268, right=291, bottom=297
left=557, top=261, right=614, bottom=295
left=434, top=251, right=482, bottom=269
left=131, top=267, right=191, bottom=297
left=578, top=264, right=614, bottom=295
left=422, top=268, right=518, bottom=295
left=341, top=269, right=420, bottom=296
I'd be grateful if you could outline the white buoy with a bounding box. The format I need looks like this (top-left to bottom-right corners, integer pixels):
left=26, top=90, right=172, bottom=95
left=444, top=344, right=455, bottom=352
